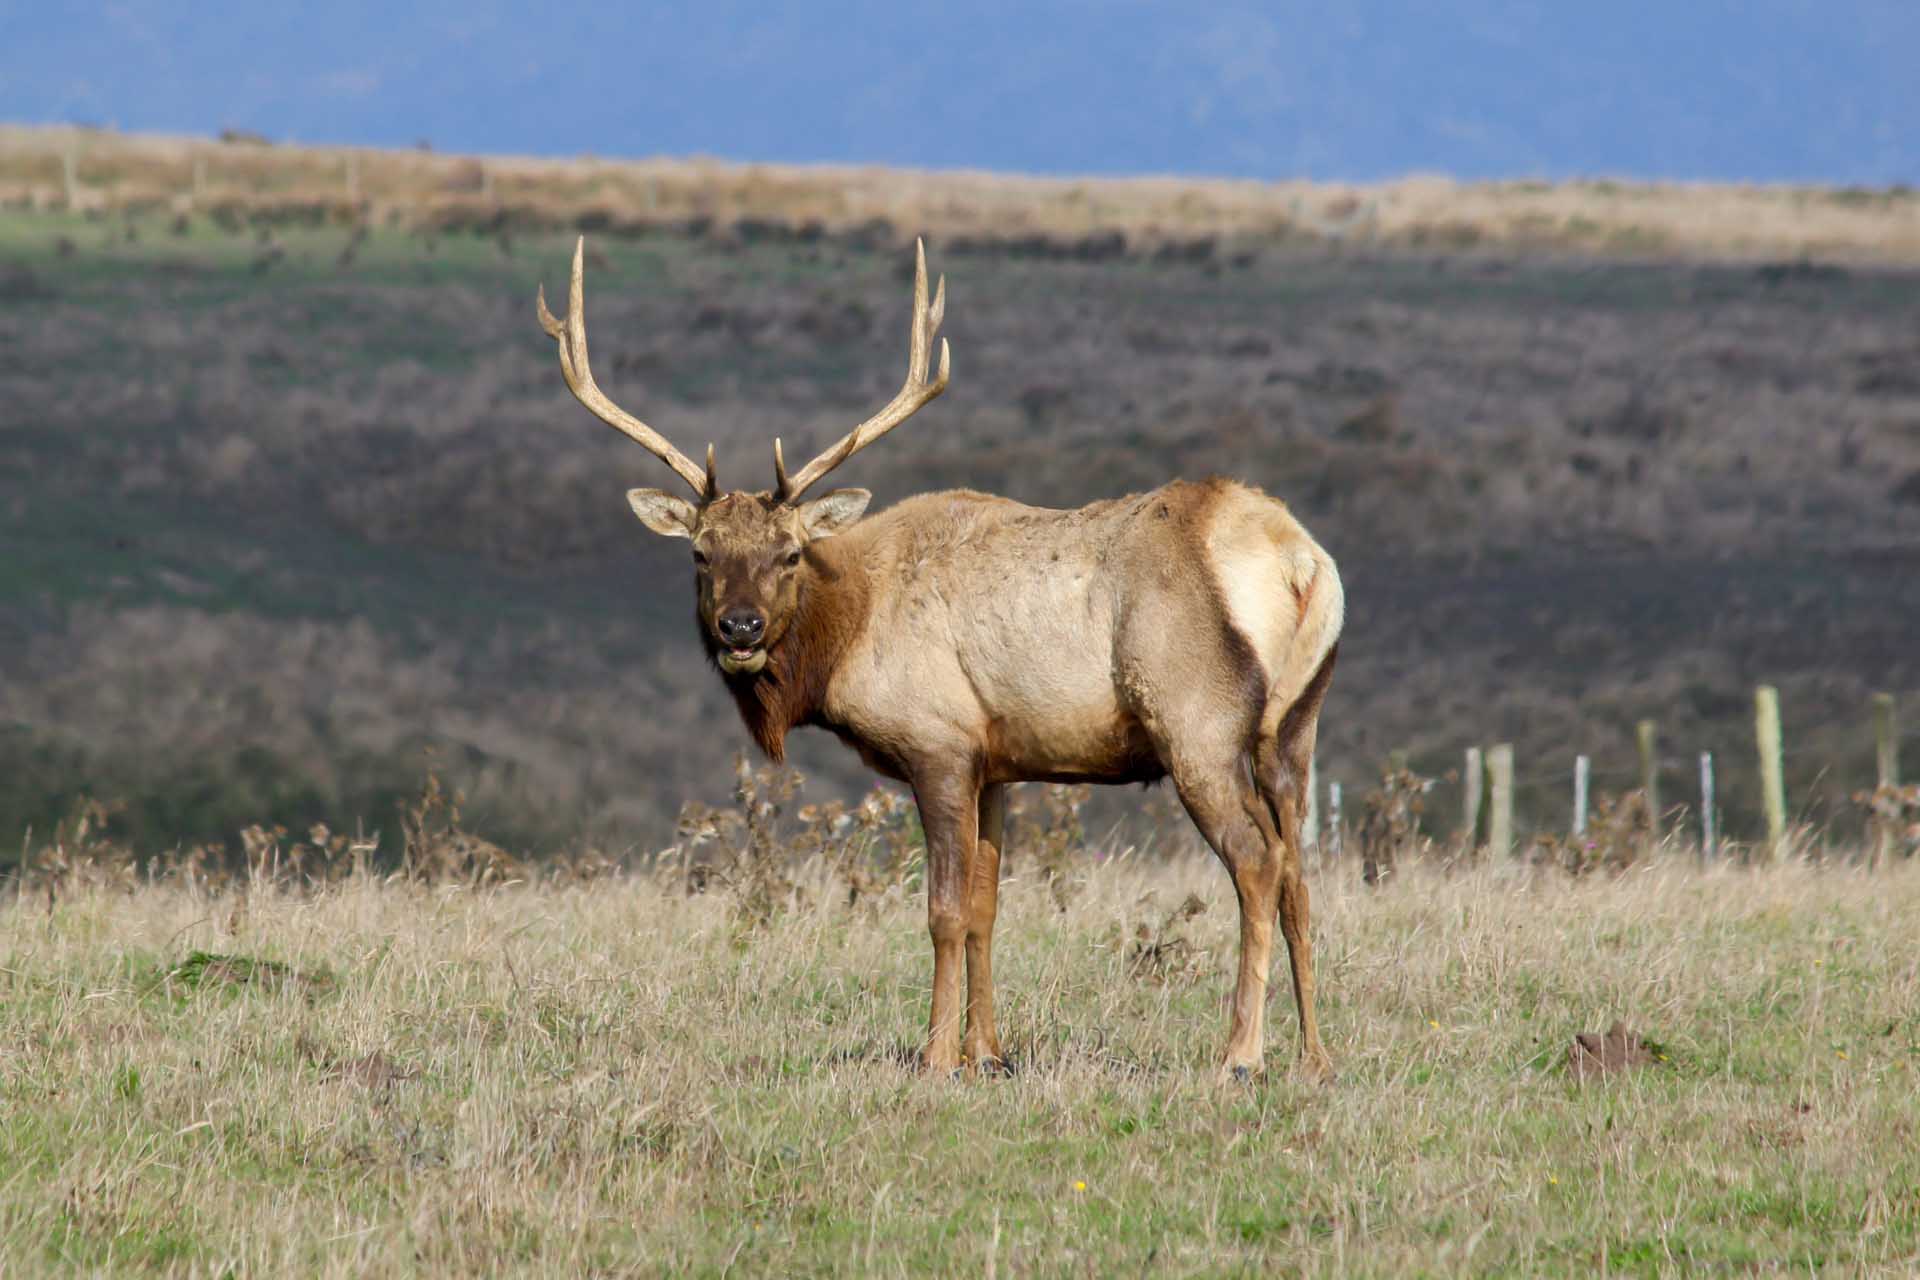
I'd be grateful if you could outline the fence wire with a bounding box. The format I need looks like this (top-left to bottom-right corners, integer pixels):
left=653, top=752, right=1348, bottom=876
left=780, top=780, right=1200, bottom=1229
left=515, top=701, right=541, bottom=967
left=1314, top=694, right=1918, bottom=854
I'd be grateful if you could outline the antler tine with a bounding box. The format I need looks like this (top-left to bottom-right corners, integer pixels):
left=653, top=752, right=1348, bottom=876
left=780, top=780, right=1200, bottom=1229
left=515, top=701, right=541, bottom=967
left=776, top=238, right=951, bottom=503
left=537, top=237, right=712, bottom=498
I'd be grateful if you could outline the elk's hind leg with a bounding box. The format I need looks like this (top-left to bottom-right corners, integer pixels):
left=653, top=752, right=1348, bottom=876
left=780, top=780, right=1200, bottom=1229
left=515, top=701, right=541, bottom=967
left=1253, top=736, right=1331, bottom=1080
left=1168, top=763, right=1284, bottom=1081
left=1253, top=651, right=1338, bottom=1081
left=963, top=783, right=1009, bottom=1072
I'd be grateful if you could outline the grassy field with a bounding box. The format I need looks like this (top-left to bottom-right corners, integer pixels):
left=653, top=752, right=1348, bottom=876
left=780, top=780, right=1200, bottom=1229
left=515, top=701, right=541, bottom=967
left=7, top=123, right=1919, bottom=1278
left=4, top=842, right=1918, bottom=1276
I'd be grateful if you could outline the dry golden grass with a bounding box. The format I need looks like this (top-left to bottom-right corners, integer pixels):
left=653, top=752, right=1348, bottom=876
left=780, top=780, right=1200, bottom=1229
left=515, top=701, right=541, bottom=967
left=5, top=123, right=1917, bottom=263
left=5, top=841, right=1918, bottom=1275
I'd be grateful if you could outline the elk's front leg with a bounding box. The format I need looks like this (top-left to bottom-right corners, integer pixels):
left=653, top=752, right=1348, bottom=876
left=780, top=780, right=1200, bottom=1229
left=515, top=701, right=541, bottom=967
left=964, top=784, right=1008, bottom=1071
left=911, top=766, right=980, bottom=1075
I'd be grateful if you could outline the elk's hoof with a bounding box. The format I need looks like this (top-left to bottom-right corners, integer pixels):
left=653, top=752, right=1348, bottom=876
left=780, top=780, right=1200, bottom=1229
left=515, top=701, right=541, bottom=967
left=915, top=1049, right=964, bottom=1079
left=1296, top=1053, right=1336, bottom=1084
left=1230, top=1065, right=1254, bottom=1085
left=975, top=1054, right=1017, bottom=1079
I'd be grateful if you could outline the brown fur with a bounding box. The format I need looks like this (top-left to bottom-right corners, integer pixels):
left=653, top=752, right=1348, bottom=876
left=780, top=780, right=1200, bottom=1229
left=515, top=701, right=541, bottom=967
left=702, top=501, right=875, bottom=763
left=649, top=476, right=1344, bottom=1080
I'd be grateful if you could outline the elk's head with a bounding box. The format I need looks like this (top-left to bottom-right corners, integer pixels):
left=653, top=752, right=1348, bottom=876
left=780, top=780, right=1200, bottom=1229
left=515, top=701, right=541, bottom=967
left=537, top=237, right=949, bottom=677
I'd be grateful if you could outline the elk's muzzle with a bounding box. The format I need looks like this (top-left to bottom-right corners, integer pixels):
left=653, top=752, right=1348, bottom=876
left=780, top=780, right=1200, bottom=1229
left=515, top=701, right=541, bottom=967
left=715, top=608, right=769, bottom=674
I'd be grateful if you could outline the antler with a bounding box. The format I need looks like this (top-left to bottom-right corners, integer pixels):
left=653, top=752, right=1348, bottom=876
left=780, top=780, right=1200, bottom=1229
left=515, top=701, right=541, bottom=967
left=537, top=237, right=715, bottom=498
left=774, top=238, right=950, bottom=503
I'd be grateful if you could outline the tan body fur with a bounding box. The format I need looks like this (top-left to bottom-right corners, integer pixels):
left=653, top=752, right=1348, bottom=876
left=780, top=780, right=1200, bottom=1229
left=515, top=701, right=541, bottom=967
left=712, top=478, right=1342, bottom=1077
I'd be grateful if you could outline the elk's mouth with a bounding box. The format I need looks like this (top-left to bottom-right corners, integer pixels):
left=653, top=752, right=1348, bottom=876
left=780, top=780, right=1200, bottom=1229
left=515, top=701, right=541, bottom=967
left=717, top=646, right=768, bottom=675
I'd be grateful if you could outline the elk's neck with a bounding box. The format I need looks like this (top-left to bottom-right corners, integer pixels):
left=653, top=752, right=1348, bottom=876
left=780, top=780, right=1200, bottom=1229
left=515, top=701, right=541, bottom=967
left=722, top=543, right=869, bottom=763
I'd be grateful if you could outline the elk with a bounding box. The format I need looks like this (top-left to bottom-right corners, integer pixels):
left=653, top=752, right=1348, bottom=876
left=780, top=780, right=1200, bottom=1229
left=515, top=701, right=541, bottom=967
left=536, top=238, right=1343, bottom=1080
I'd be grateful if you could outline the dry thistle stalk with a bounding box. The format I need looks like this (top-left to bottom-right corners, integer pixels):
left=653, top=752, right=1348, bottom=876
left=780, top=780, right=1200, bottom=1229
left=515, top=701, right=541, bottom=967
left=669, top=756, right=923, bottom=927
left=798, top=785, right=920, bottom=910
left=1853, top=782, right=1920, bottom=866
left=399, top=770, right=520, bottom=887
left=1359, top=764, right=1435, bottom=886
left=1125, top=892, right=1211, bottom=986
left=1530, top=789, right=1652, bottom=878
left=22, top=796, right=138, bottom=905
left=725, top=755, right=804, bottom=929
left=1009, top=783, right=1091, bottom=911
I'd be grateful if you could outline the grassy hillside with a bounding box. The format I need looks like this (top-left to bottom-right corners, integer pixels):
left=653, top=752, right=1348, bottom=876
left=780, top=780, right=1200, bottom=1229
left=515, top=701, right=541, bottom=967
left=6, top=124, right=1920, bottom=263
left=3, top=132, right=1920, bottom=860
left=4, top=845, right=1917, bottom=1274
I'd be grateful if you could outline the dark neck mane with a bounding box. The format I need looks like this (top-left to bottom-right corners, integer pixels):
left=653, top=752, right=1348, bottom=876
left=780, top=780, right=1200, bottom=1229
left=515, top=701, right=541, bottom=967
left=717, top=550, right=868, bottom=762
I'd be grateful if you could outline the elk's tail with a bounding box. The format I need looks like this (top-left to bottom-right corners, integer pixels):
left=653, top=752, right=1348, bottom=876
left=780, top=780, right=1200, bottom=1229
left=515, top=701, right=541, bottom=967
left=1253, top=551, right=1343, bottom=811
left=1257, top=551, right=1343, bottom=745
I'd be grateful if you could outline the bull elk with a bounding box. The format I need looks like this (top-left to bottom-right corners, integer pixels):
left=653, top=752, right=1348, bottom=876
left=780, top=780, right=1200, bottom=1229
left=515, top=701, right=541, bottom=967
left=536, top=238, right=1343, bottom=1080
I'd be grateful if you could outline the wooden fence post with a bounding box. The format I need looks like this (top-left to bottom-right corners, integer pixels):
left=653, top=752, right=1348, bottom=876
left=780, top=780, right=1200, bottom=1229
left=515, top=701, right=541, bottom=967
left=1873, top=693, right=1899, bottom=866
left=1573, top=754, right=1590, bottom=838
left=1328, top=782, right=1343, bottom=860
left=1462, top=746, right=1483, bottom=850
left=1699, top=752, right=1716, bottom=863
left=1488, top=744, right=1514, bottom=860
left=1755, top=685, right=1786, bottom=862
left=1637, top=719, right=1659, bottom=829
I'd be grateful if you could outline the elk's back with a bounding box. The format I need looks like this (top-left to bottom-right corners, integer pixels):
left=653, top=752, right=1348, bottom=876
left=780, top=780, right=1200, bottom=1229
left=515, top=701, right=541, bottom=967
left=822, top=480, right=1338, bottom=783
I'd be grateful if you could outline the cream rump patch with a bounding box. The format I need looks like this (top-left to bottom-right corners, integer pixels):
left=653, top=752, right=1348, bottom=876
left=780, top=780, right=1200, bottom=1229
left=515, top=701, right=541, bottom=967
left=1204, top=504, right=1319, bottom=685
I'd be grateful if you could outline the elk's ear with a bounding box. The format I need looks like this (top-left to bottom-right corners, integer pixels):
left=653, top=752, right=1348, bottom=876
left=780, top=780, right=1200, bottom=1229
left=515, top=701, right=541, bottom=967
left=797, top=488, right=871, bottom=540
left=627, top=489, right=699, bottom=539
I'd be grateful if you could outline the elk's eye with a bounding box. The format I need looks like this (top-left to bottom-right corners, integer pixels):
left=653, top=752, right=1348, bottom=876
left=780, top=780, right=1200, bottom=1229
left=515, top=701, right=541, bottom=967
left=785, top=549, right=803, bottom=568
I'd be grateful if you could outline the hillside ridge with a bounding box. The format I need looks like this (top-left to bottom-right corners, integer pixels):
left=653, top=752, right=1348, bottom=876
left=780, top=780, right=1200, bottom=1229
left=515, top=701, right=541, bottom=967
left=5, top=124, right=1918, bottom=264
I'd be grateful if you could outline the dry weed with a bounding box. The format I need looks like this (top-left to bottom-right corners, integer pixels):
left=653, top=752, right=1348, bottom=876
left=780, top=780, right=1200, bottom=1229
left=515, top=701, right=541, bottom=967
left=1853, top=782, right=1920, bottom=865
left=398, top=771, right=521, bottom=886
left=1357, top=764, right=1437, bottom=886
left=665, top=755, right=924, bottom=929
left=1530, top=789, right=1656, bottom=878
left=1010, top=783, right=1093, bottom=911
left=20, top=797, right=139, bottom=904
left=1122, top=891, right=1211, bottom=985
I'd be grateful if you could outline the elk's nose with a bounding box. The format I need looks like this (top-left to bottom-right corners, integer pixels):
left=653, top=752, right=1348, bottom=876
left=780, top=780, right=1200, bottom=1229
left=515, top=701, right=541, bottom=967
left=717, top=609, right=766, bottom=646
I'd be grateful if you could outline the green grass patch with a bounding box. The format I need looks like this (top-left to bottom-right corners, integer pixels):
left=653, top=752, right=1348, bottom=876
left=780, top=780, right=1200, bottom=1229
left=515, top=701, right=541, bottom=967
left=3, top=858, right=1917, bottom=1274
